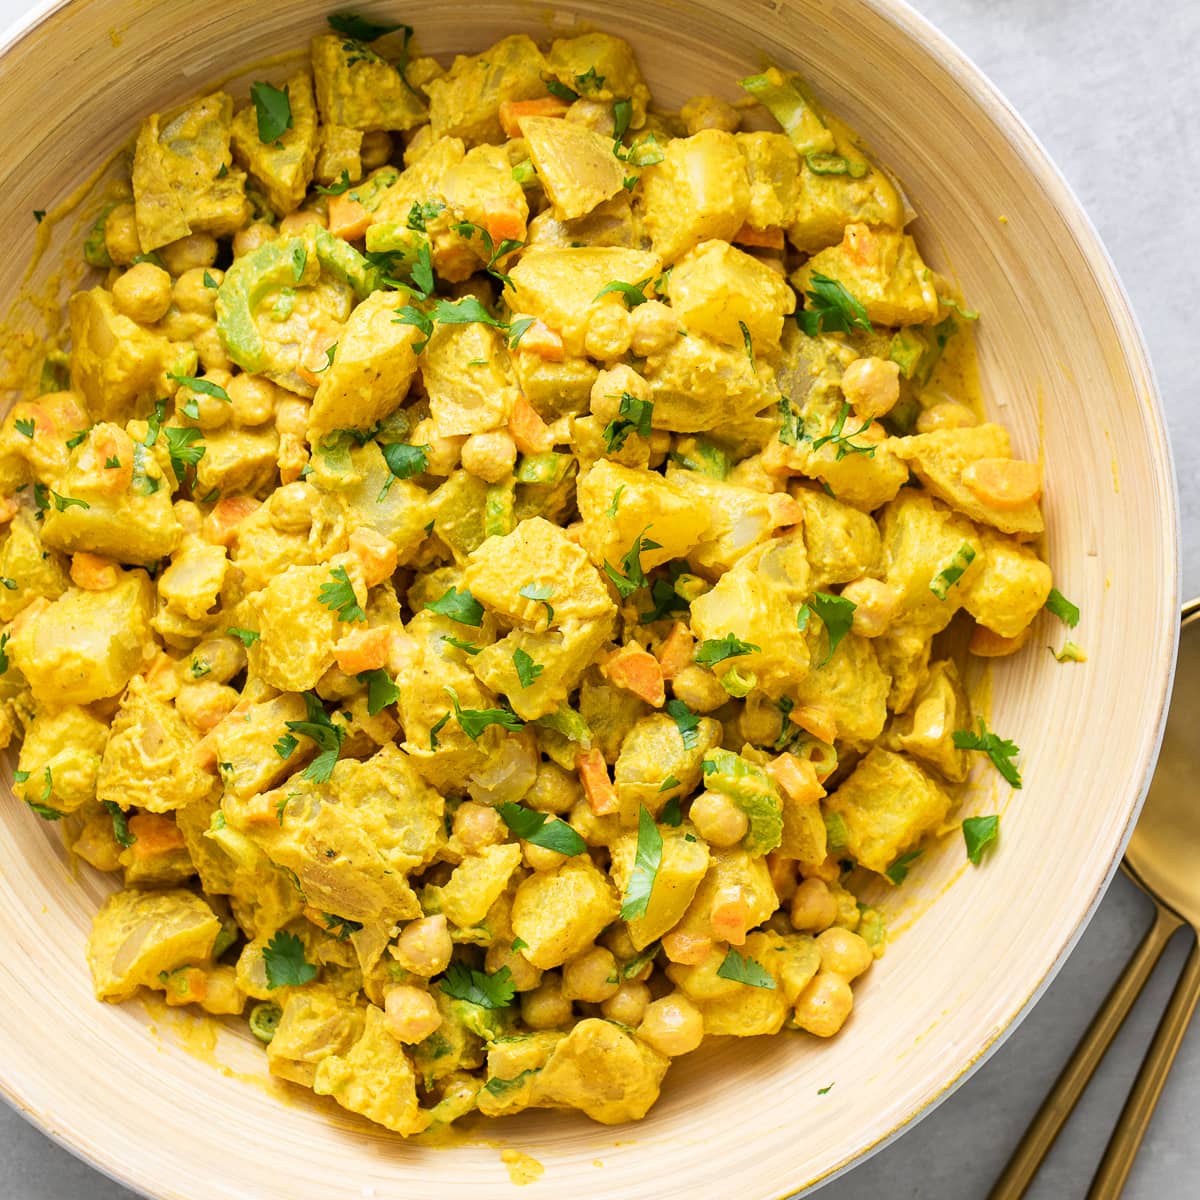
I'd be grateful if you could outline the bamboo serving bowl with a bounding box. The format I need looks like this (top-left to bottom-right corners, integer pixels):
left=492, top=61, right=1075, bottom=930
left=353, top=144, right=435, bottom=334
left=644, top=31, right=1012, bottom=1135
left=0, top=0, right=1178, bottom=1197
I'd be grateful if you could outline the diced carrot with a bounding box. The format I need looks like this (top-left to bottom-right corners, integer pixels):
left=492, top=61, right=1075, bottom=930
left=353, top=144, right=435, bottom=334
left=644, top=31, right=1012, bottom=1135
left=655, top=621, right=695, bottom=681
left=77, top=426, right=134, bottom=493
left=766, top=494, right=805, bottom=529
left=602, top=642, right=665, bottom=707
left=767, top=752, right=826, bottom=805
left=508, top=394, right=556, bottom=455
left=789, top=703, right=837, bottom=746
left=732, top=224, right=785, bottom=250
left=662, top=928, right=713, bottom=965
left=8, top=596, right=47, bottom=637
left=843, top=223, right=878, bottom=267
left=348, top=527, right=398, bottom=587
left=161, top=965, right=209, bottom=1007
left=334, top=625, right=392, bottom=675
left=961, top=457, right=1042, bottom=511
left=70, top=551, right=119, bottom=592
left=126, top=812, right=187, bottom=858
left=499, top=96, right=569, bottom=138
left=327, top=193, right=371, bottom=241
left=709, top=885, right=750, bottom=945
left=204, top=495, right=260, bottom=547
left=969, top=624, right=1031, bottom=657
left=482, top=196, right=527, bottom=246
left=193, top=734, right=219, bottom=773
left=577, top=748, right=619, bottom=816
left=511, top=319, right=564, bottom=362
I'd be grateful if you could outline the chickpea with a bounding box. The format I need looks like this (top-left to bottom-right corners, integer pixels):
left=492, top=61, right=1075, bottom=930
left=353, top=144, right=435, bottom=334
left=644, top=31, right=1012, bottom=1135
left=227, top=373, right=279, bottom=427
left=453, top=801, right=505, bottom=853
left=159, top=233, right=218, bottom=276
left=680, top=95, right=740, bottom=135
left=485, top=940, right=543, bottom=992
left=662, top=928, right=713, bottom=965
left=279, top=210, right=325, bottom=237
left=589, top=363, right=648, bottom=423
left=521, top=973, right=573, bottom=1030
left=840, top=356, right=900, bottom=419
left=524, top=760, right=580, bottom=814
left=561, top=946, right=620, bottom=1003
left=600, top=980, right=650, bottom=1027
left=267, top=480, right=313, bottom=532
left=524, top=836, right=568, bottom=873
left=816, top=927, right=873, bottom=982
left=104, top=203, right=141, bottom=266
left=112, top=262, right=172, bottom=324
left=792, top=970, right=854, bottom=1037
left=173, top=267, right=221, bottom=316
left=690, top=790, right=749, bottom=848
left=460, top=429, right=517, bottom=484
left=565, top=98, right=615, bottom=136
left=360, top=130, right=395, bottom=170
left=175, top=369, right=233, bottom=431
left=790, top=877, right=838, bottom=933
left=670, top=664, right=728, bottom=713
left=840, top=577, right=901, bottom=639
left=602, top=923, right=639, bottom=962
left=187, top=635, right=247, bottom=685
left=638, top=992, right=704, bottom=1056
left=627, top=300, right=677, bottom=357
left=409, top=417, right=463, bottom=476
left=174, top=680, right=239, bottom=733
left=393, top=914, right=453, bottom=977
left=916, top=400, right=978, bottom=433
left=584, top=304, right=633, bottom=361
left=383, top=985, right=442, bottom=1043
left=194, top=325, right=233, bottom=374
left=233, top=221, right=278, bottom=258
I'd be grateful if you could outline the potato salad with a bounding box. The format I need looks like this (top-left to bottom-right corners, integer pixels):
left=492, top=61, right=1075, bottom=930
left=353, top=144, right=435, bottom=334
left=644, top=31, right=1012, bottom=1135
left=0, top=13, right=1073, bottom=1135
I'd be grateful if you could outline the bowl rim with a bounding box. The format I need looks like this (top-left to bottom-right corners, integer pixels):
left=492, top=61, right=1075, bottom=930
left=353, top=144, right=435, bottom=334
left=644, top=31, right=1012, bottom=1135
left=0, top=0, right=1180, bottom=1196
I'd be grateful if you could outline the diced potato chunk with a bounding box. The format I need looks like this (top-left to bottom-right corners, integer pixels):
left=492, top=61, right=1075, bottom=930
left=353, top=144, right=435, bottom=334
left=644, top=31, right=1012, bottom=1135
left=421, top=321, right=518, bottom=436
left=313, top=1004, right=426, bottom=1134
left=10, top=571, right=154, bottom=705
left=212, top=693, right=311, bottom=800
left=735, top=131, right=800, bottom=231
left=231, top=72, right=319, bottom=215
left=132, top=92, right=250, bottom=251
left=465, top=516, right=615, bottom=627
left=87, top=887, right=220, bottom=1002
left=435, top=842, right=523, bottom=929
left=885, top=659, right=972, bottom=781
left=233, top=743, right=441, bottom=925
left=425, top=35, right=548, bottom=145
left=642, top=331, right=772, bottom=432
left=961, top=529, right=1053, bottom=638
left=510, top=858, right=620, bottom=969
left=610, top=824, right=710, bottom=948
left=824, top=747, right=952, bottom=875
left=314, top=125, right=363, bottom=187
left=578, top=459, right=712, bottom=577
left=192, top=426, right=280, bottom=499
left=613, top=712, right=722, bottom=826
left=666, top=240, right=795, bottom=349
left=503, top=246, right=661, bottom=358
left=787, top=142, right=903, bottom=254
left=97, top=678, right=212, bottom=813
left=245, top=563, right=345, bottom=692
left=68, top=290, right=176, bottom=423
left=545, top=32, right=651, bottom=127
left=268, top=986, right=365, bottom=1086
left=893, top=423, right=1045, bottom=536
left=308, top=293, right=422, bottom=444
left=311, top=34, right=427, bottom=132
left=15, top=705, right=108, bottom=815
left=0, top=509, right=69, bottom=621
left=795, top=224, right=938, bottom=327
left=531, top=1018, right=668, bottom=1124
left=640, top=130, right=750, bottom=263
left=669, top=848, right=778, bottom=943
left=520, top=116, right=625, bottom=220
left=666, top=467, right=784, bottom=578
left=688, top=534, right=811, bottom=699
left=791, top=632, right=890, bottom=748
left=792, top=486, right=882, bottom=591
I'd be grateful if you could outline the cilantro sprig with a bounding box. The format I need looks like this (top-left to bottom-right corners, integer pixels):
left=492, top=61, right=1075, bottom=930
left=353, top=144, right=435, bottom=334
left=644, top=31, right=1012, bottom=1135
left=695, top=634, right=760, bottom=668
left=798, top=592, right=857, bottom=666
left=262, top=930, right=317, bottom=989
left=444, top=685, right=523, bottom=740
left=250, top=81, right=293, bottom=143
left=439, top=961, right=515, bottom=1009
left=498, top=803, right=586, bottom=856
left=284, top=693, right=347, bottom=783
left=797, top=272, right=872, bottom=336
left=604, top=526, right=660, bottom=599
left=620, top=805, right=663, bottom=921
left=318, top=564, right=366, bottom=623
left=953, top=718, right=1023, bottom=788
left=602, top=392, right=654, bottom=453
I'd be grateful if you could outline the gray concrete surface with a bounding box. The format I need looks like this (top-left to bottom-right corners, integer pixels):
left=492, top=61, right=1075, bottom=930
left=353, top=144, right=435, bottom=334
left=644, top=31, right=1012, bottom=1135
left=0, top=0, right=1196, bottom=1196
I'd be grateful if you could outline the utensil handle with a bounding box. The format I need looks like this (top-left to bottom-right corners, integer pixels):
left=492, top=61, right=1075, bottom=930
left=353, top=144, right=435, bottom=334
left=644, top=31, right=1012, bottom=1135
left=1086, top=932, right=1200, bottom=1199
left=988, top=904, right=1182, bottom=1200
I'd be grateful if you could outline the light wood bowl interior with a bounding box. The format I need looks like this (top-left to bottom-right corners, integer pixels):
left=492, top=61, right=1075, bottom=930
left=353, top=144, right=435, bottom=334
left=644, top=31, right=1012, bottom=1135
left=0, top=1, right=1177, bottom=1197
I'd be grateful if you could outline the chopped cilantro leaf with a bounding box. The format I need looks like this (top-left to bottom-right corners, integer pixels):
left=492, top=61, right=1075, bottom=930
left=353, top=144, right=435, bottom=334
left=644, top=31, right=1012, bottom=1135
left=953, top=717, right=1022, bottom=788
left=262, top=930, right=317, bottom=989
left=808, top=592, right=857, bottom=666
left=665, top=698, right=700, bottom=750
left=796, top=272, right=872, bottom=335
left=498, top=803, right=586, bottom=856
left=962, top=814, right=1000, bottom=864
left=716, top=947, right=776, bottom=989
left=620, top=805, right=663, bottom=921
left=227, top=626, right=260, bottom=647
left=512, top=647, right=544, bottom=689
left=359, top=667, right=401, bottom=715
left=14, top=418, right=34, bottom=439
left=439, top=961, right=515, bottom=1009
left=250, top=80, right=293, bottom=143
left=317, top=564, right=366, bottom=623
left=694, top=634, right=760, bottom=668
left=426, top=586, right=484, bottom=627
left=1045, top=588, right=1080, bottom=629
left=885, top=849, right=923, bottom=885
left=445, top=685, right=523, bottom=741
